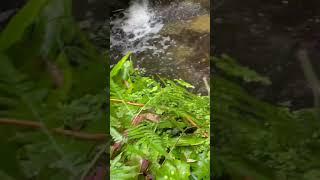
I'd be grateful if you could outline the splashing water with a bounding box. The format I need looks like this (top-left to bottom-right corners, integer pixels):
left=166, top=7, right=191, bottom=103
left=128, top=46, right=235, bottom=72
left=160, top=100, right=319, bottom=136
left=110, top=0, right=165, bottom=58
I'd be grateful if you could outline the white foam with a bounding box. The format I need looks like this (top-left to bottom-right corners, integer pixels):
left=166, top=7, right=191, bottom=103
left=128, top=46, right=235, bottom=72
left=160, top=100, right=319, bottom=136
left=111, top=0, right=164, bottom=55
left=122, top=0, right=163, bottom=41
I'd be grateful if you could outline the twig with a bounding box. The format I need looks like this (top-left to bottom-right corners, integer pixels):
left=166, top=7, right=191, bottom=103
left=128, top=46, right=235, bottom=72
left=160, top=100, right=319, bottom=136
left=112, top=9, right=125, bottom=13
left=203, top=76, right=210, bottom=95
left=160, top=132, right=185, bottom=167
left=182, top=115, right=209, bottom=138
left=297, top=48, right=320, bottom=120
left=185, top=116, right=200, bottom=128
left=297, top=49, right=320, bottom=103
left=80, top=144, right=107, bottom=180
left=0, top=118, right=107, bottom=141
left=52, top=129, right=107, bottom=141
left=110, top=98, right=145, bottom=107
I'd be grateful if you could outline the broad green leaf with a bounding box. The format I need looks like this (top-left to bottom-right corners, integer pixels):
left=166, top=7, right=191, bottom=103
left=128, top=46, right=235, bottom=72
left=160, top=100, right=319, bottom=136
left=0, top=0, right=49, bottom=51
left=38, top=0, right=74, bottom=58
left=110, top=52, right=132, bottom=78
left=174, top=79, right=195, bottom=89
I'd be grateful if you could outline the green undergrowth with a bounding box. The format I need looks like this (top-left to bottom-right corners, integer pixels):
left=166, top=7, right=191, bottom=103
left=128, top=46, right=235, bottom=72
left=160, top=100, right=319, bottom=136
left=213, top=54, right=320, bottom=180
left=0, top=0, right=106, bottom=179
left=110, top=53, right=210, bottom=179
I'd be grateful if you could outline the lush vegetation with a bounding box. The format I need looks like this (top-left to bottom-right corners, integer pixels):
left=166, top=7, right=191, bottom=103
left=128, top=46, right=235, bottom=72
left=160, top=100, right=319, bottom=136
left=2, top=0, right=320, bottom=180
left=110, top=53, right=210, bottom=179
left=0, top=0, right=107, bottom=179
left=213, top=55, right=320, bottom=180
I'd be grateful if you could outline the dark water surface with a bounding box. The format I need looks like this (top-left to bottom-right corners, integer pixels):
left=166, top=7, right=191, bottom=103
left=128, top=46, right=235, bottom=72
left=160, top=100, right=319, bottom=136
left=214, top=0, right=320, bottom=109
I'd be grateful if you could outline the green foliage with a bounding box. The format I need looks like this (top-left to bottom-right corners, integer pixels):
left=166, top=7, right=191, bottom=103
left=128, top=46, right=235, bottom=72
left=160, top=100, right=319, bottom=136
left=0, top=0, right=106, bottom=179
left=111, top=153, right=139, bottom=180
left=214, top=54, right=271, bottom=85
left=213, top=55, right=320, bottom=179
left=110, top=54, right=210, bottom=179
left=0, top=0, right=49, bottom=51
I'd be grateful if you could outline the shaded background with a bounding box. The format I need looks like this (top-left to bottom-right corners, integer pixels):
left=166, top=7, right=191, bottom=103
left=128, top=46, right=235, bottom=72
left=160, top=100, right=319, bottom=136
left=212, top=0, right=320, bottom=180
left=213, top=0, right=320, bottom=109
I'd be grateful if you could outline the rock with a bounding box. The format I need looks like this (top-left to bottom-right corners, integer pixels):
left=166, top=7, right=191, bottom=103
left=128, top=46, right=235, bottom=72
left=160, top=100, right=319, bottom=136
left=187, top=0, right=209, bottom=10
left=161, top=14, right=210, bottom=35
left=170, top=45, right=194, bottom=63
left=188, top=15, right=210, bottom=33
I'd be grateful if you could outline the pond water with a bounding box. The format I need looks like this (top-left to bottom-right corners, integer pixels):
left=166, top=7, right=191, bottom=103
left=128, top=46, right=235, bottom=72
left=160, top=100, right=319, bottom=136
left=110, top=0, right=210, bottom=94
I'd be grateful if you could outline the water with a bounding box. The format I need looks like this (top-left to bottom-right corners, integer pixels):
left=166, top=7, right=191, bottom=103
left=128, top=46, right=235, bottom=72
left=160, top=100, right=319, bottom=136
left=110, top=0, right=210, bottom=94
left=214, top=0, right=320, bottom=108
left=110, top=0, right=165, bottom=56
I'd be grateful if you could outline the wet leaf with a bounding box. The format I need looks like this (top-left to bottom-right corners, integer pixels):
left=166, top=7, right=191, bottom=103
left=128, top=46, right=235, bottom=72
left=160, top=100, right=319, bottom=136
left=132, top=113, right=160, bottom=126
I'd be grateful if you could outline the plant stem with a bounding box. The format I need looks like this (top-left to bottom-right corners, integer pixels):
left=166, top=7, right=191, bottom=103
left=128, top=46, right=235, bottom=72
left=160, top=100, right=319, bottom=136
left=110, top=98, right=145, bottom=107
left=0, top=118, right=107, bottom=141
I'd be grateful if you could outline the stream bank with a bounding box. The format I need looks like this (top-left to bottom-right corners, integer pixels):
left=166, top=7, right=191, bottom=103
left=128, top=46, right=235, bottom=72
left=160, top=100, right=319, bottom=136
left=111, top=0, right=210, bottom=94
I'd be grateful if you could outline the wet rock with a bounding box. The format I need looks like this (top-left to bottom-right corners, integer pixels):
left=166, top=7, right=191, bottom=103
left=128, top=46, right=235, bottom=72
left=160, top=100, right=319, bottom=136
left=188, top=15, right=210, bottom=33
left=157, top=1, right=207, bottom=22
left=188, top=0, right=209, bottom=10
left=169, top=45, right=194, bottom=63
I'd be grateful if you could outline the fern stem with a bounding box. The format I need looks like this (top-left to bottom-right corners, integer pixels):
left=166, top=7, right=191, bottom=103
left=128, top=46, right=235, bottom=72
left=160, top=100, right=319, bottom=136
left=131, top=90, right=164, bottom=125
left=0, top=118, right=107, bottom=141
left=110, top=98, right=145, bottom=107
left=160, top=131, right=186, bottom=167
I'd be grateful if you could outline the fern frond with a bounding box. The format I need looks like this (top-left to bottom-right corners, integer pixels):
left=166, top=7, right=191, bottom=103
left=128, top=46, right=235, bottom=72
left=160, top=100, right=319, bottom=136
left=128, top=124, right=167, bottom=155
